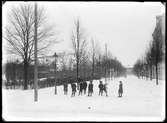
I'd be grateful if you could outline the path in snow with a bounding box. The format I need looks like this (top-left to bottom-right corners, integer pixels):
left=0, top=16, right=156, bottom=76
left=2, top=75, right=165, bottom=121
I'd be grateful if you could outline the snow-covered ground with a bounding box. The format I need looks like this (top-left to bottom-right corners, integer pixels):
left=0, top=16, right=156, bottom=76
left=2, top=75, right=165, bottom=121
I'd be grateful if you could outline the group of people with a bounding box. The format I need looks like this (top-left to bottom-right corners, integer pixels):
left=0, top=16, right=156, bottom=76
left=70, top=81, right=94, bottom=97
left=63, top=80, right=123, bottom=98
left=98, top=81, right=108, bottom=96
left=78, top=81, right=88, bottom=96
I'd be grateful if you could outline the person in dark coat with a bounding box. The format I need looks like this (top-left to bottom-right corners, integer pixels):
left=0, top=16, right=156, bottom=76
left=71, top=83, right=77, bottom=97
left=83, top=81, right=87, bottom=95
left=88, top=81, right=93, bottom=96
left=118, top=81, right=123, bottom=97
left=77, top=77, right=81, bottom=90
left=78, top=82, right=83, bottom=96
left=98, top=81, right=104, bottom=96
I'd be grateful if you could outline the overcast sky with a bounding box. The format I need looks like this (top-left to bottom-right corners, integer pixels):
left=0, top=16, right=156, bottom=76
left=3, top=2, right=165, bottom=67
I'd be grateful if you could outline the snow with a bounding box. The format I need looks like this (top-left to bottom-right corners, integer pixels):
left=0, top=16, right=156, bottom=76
left=2, top=75, right=165, bottom=121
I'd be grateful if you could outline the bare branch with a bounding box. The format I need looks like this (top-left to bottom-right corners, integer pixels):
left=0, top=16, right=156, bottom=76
left=5, top=3, right=59, bottom=64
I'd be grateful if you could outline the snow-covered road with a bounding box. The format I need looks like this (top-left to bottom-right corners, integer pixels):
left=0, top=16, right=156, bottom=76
left=2, top=75, right=165, bottom=121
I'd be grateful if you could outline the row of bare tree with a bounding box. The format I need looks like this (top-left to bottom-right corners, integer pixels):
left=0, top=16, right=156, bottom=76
left=3, top=47, right=126, bottom=90
left=133, top=14, right=165, bottom=85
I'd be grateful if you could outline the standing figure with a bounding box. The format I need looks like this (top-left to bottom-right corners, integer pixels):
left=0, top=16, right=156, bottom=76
left=77, top=77, right=81, bottom=90
left=103, top=83, right=108, bottom=96
left=88, top=81, right=93, bottom=96
left=71, top=83, right=77, bottom=97
left=63, top=82, right=68, bottom=95
left=78, top=82, right=83, bottom=96
left=118, top=81, right=123, bottom=97
left=83, top=81, right=87, bottom=95
left=98, top=81, right=104, bottom=96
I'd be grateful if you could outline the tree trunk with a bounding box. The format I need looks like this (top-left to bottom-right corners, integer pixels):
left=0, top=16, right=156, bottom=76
left=156, top=63, right=158, bottom=85
left=23, top=60, right=28, bottom=90
left=150, top=65, right=152, bottom=80
left=92, top=55, right=94, bottom=80
left=77, top=58, right=79, bottom=90
left=55, top=57, right=57, bottom=95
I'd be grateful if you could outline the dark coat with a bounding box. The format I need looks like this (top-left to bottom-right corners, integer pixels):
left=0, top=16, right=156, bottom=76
left=72, top=83, right=76, bottom=92
left=98, top=84, right=103, bottom=90
left=118, top=83, right=123, bottom=93
left=79, top=83, right=83, bottom=90
left=83, top=82, right=87, bottom=89
left=88, top=83, right=93, bottom=92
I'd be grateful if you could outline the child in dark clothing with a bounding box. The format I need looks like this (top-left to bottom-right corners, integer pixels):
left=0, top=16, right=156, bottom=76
left=98, top=81, right=103, bottom=96
left=118, top=81, right=123, bottom=97
left=78, top=82, right=83, bottom=96
left=88, top=81, right=93, bottom=96
left=71, top=83, right=77, bottom=97
left=83, top=81, right=87, bottom=95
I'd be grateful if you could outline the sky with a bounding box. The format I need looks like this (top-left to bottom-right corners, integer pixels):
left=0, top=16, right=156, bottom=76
left=2, top=2, right=165, bottom=67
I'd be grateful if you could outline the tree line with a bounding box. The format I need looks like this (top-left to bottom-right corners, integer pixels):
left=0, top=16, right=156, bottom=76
left=3, top=50, right=126, bottom=90
left=133, top=14, right=165, bottom=85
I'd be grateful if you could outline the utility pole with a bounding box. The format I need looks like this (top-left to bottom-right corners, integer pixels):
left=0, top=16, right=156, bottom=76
left=34, top=2, right=38, bottom=102
left=76, top=20, right=80, bottom=90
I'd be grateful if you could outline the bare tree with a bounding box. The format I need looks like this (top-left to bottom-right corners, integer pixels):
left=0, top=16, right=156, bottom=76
left=4, top=3, right=57, bottom=89
left=133, top=15, right=164, bottom=85
left=59, top=52, right=68, bottom=71
left=80, top=47, right=89, bottom=79
left=152, top=19, right=163, bottom=85
left=94, top=42, right=103, bottom=77
left=71, top=17, right=87, bottom=87
left=91, top=38, right=98, bottom=79
left=68, top=56, right=74, bottom=71
left=145, top=41, right=154, bottom=80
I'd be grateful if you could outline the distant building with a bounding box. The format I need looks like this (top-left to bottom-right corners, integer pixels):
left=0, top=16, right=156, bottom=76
left=126, top=67, right=133, bottom=75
